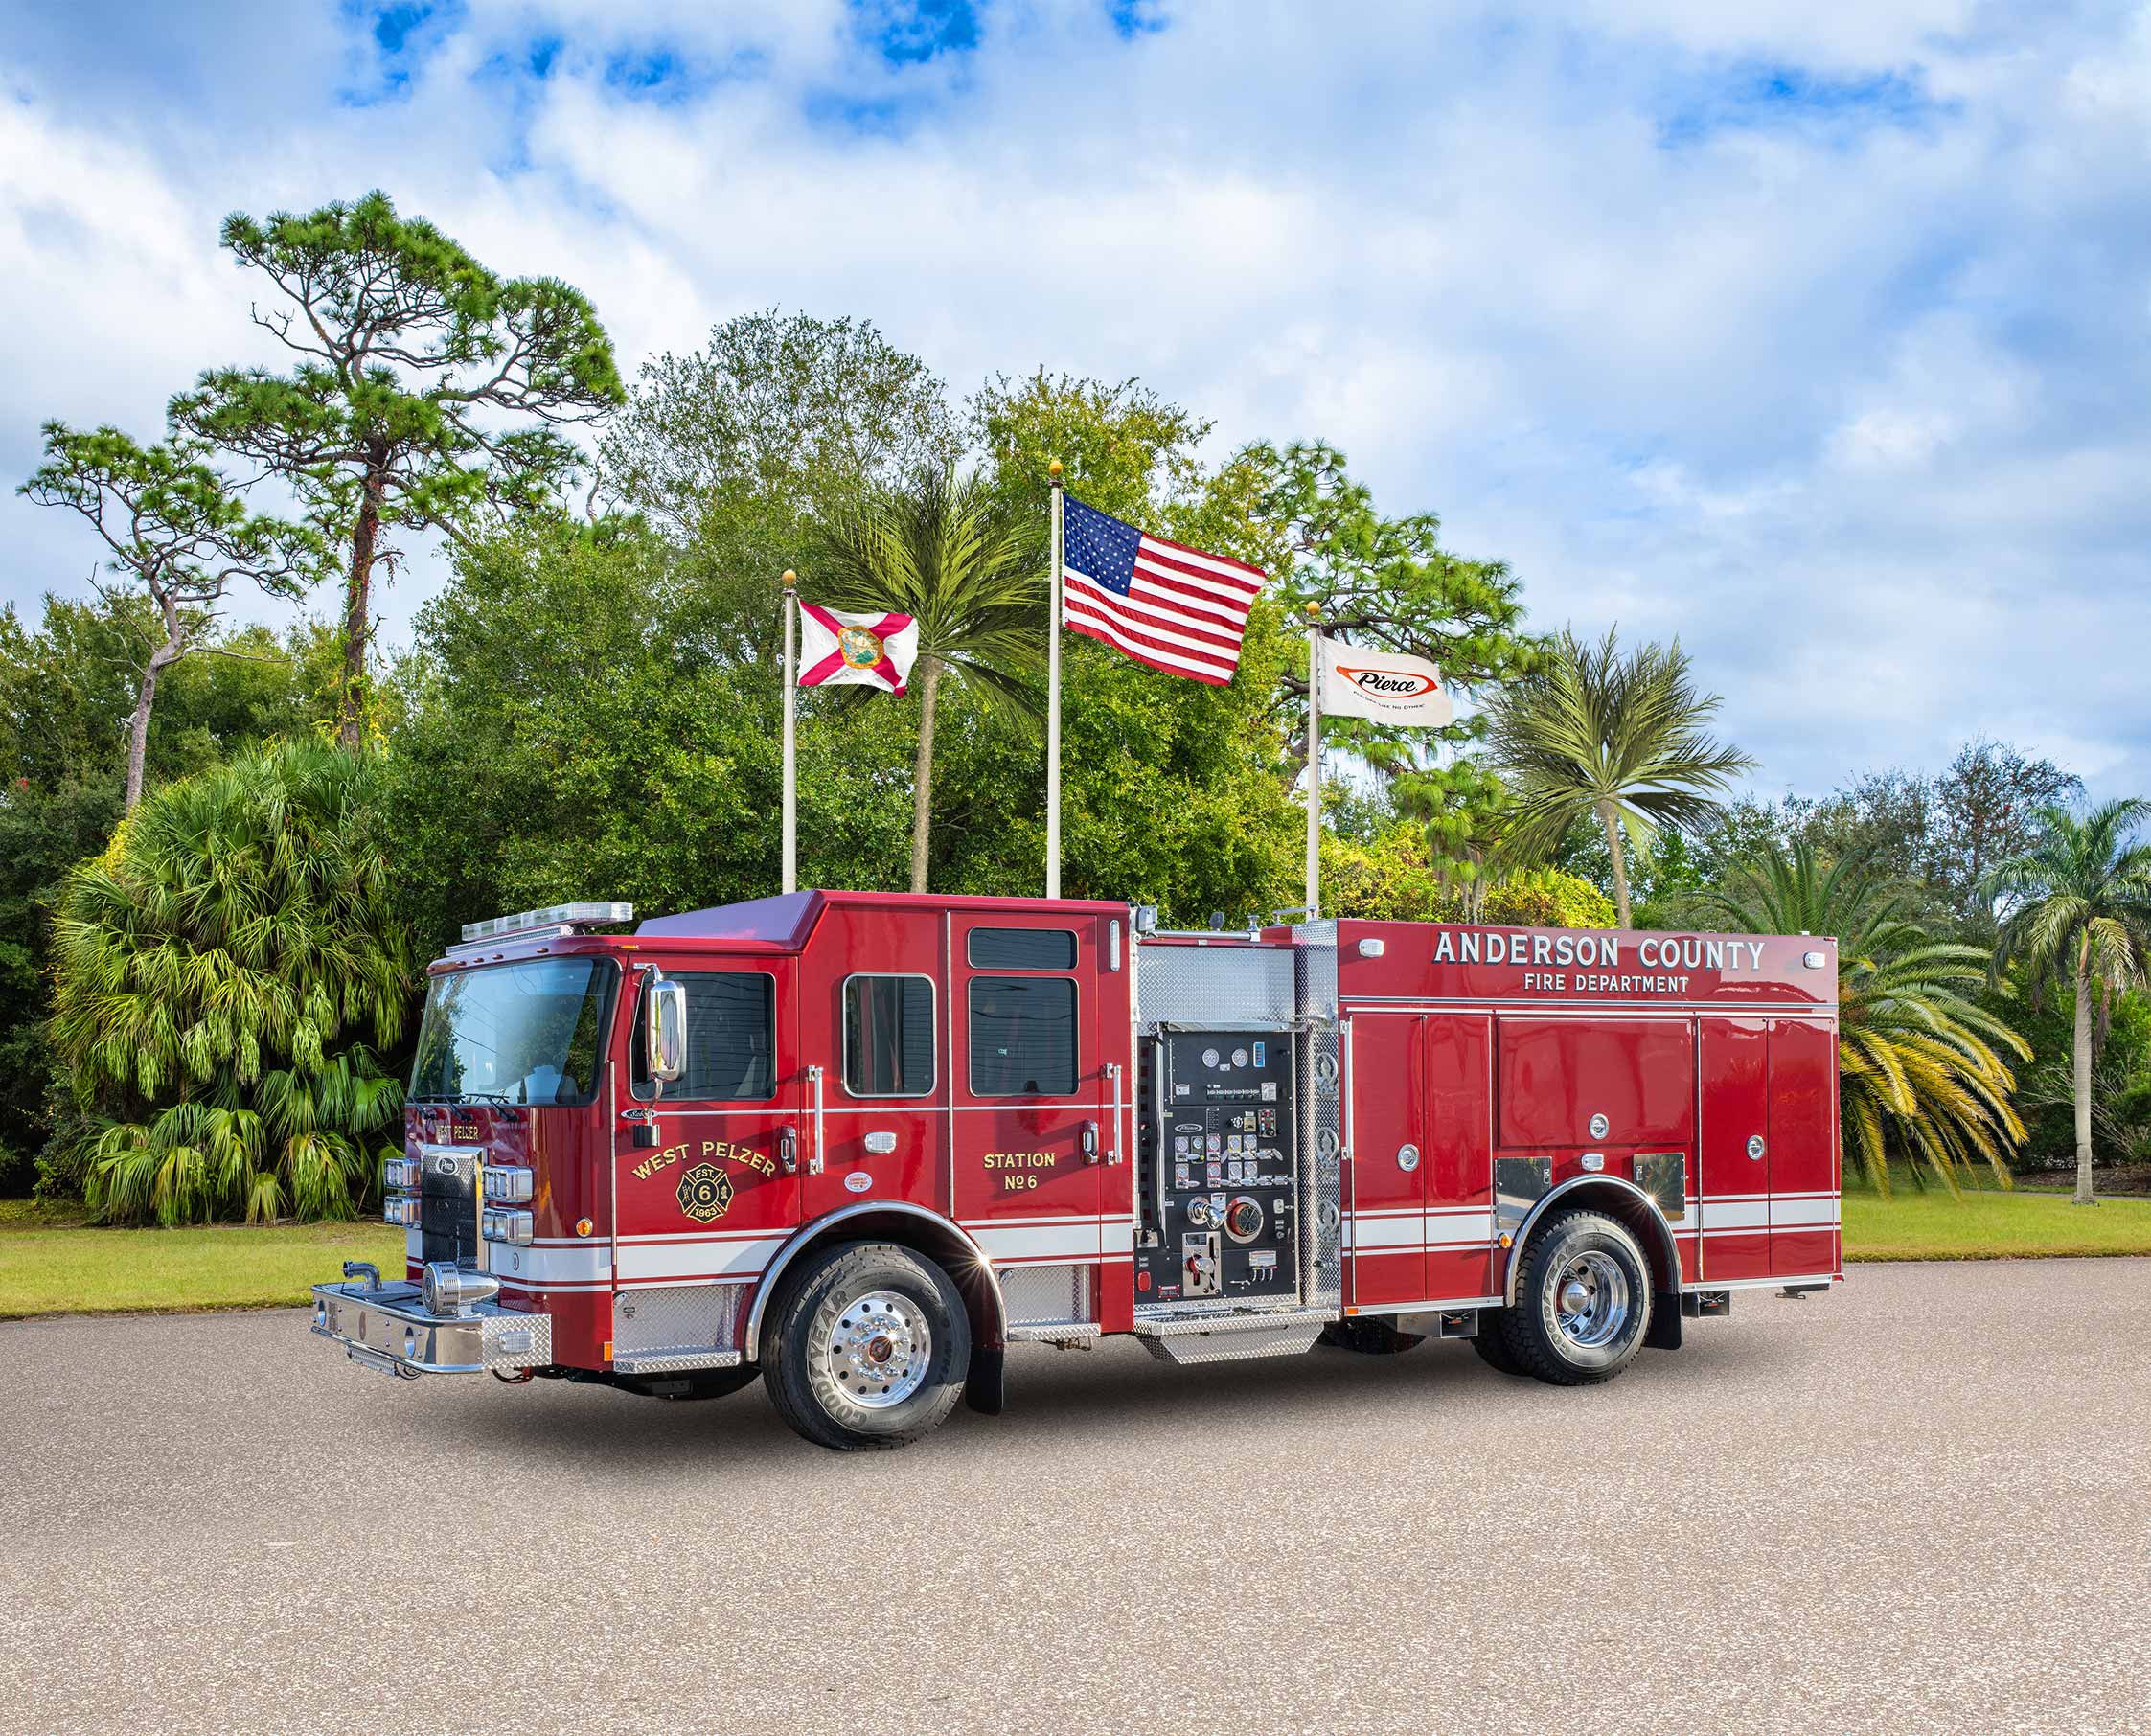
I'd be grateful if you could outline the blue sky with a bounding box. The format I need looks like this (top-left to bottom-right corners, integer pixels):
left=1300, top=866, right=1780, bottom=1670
left=3, top=0, right=2148, bottom=802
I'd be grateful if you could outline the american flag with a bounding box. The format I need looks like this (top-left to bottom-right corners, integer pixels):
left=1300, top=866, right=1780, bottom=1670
left=1061, top=493, right=1265, bottom=685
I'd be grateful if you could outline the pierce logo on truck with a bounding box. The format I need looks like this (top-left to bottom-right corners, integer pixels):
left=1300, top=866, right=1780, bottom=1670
left=675, top=1163, right=733, bottom=1223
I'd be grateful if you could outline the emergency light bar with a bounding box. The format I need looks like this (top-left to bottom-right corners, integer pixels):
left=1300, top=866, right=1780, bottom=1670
left=459, top=902, right=633, bottom=943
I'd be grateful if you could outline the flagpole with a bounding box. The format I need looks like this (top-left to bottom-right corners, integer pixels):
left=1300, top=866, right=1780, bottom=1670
left=1045, top=458, right=1064, bottom=902
left=781, top=569, right=797, bottom=896
left=1305, top=602, right=1322, bottom=921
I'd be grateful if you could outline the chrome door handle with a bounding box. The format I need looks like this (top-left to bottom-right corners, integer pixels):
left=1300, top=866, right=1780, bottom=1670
left=778, top=1126, right=798, bottom=1176
left=1746, top=1134, right=1766, bottom=1161
left=1104, top=1062, right=1123, bottom=1164
left=807, top=1065, right=826, bottom=1175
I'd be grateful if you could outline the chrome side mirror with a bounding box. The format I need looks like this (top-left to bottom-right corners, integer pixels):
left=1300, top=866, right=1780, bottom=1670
left=645, top=977, right=688, bottom=1085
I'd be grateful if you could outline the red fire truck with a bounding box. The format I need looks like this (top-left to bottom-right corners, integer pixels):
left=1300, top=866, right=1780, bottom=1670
left=311, top=892, right=1842, bottom=1450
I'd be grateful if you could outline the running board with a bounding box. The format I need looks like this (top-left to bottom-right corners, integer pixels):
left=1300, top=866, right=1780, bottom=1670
left=611, top=1347, right=744, bottom=1375
left=1006, top=1322, right=1103, bottom=1345
left=1132, top=1307, right=1334, bottom=1367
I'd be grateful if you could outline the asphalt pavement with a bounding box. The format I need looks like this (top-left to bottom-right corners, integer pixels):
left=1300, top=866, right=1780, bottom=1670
left=3, top=1259, right=2146, bottom=1735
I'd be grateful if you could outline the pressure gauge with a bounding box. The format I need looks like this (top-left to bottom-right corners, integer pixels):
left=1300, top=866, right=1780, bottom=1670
left=1231, top=1047, right=1249, bottom=1069
left=1201, top=1047, right=1221, bottom=1069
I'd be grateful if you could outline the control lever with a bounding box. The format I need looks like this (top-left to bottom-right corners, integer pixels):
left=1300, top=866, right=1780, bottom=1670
left=778, top=1126, right=798, bottom=1176
left=1081, top=1119, right=1100, bottom=1163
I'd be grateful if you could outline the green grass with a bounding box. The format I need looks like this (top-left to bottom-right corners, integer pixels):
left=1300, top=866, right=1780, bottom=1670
left=1843, top=1179, right=2151, bottom=1262
left=0, top=1202, right=406, bottom=1319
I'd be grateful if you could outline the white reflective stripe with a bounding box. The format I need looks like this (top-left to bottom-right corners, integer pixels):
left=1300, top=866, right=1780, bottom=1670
left=474, top=1241, right=612, bottom=1284
left=1343, top=1216, right=1424, bottom=1252
left=957, top=1214, right=1116, bottom=1230
left=1426, top=1210, right=1495, bottom=1247
left=973, top=1222, right=1103, bottom=1262
left=1102, top=1219, right=1135, bottom=1255
left=1705, top=1199, right=1773, bottom=1231
left=617, top=1237, right=786, bottom=1281
left=614, top=1227, right=789, bottom=1244
left=1771, top=1198, right=1842, bottom=1229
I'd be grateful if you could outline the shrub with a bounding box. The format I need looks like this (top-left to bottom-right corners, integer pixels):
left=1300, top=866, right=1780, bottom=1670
left=48, top=742, right=414, bottom=1223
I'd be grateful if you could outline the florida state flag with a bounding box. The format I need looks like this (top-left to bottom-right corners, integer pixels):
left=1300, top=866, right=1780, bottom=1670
left=797, top=605, right=920, bottom=694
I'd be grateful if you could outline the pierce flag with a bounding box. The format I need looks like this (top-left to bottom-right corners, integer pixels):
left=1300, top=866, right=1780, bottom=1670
left=797, top=605, right=920, bottom=694
left=1316, top=636, right=1454, bottom=727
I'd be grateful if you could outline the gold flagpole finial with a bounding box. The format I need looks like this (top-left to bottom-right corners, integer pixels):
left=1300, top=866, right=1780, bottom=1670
left=1306, top=602, right=1321, bottom=621
left=1047, top=458, right=1063, bottom=481
left=782, top=569, right=796, bottom=589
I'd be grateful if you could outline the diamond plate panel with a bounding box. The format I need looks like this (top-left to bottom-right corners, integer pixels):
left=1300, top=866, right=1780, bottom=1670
left=999, top=1263, right=1093, bottom=1327
left=1138, top=1319, right=1325, bottom=1365
left=612, top=1283, right=745, bottom=1355
left=1134, top=941, right=1296, bottom=1029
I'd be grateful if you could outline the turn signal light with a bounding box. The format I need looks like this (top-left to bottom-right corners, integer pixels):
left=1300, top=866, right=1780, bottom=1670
left=383, top=1194, right=421, bottom=1227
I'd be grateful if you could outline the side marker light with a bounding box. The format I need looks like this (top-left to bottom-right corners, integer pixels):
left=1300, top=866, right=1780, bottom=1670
left=575, top=1217, right=594, bottom=1237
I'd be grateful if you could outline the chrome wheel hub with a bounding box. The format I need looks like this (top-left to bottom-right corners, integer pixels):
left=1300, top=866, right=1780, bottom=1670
left=824, top=1290, right=930, bottom=1410
left=1551, top=1250, right=1631, bottom=1350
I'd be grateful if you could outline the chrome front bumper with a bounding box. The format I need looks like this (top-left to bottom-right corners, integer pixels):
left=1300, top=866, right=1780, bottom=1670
left=310, top=1279, right=553, bottom=1378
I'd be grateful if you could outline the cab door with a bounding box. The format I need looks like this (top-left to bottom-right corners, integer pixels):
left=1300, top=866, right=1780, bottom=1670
left=1698, top=1016, right=1770, bottom=1282
left=612, top=960, right=802, bottom=1288
left=950, top=917, right=1106, bottom=1282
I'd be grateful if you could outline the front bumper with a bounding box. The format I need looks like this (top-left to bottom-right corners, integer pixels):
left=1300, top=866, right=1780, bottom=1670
left=310, top=1279, right=553, bottom=1378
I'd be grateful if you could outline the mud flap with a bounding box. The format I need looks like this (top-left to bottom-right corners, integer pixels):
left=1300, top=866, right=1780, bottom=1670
left=965, top=1344, right=1006, bottom=1415
left=1645, top=1292, right=1682, bottom=1351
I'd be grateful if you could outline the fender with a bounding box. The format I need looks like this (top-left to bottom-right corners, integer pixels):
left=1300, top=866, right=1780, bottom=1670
left=741, top=1200, right=1008, bottom=1364
left=1501, top=1174, right=1683, bottom=1313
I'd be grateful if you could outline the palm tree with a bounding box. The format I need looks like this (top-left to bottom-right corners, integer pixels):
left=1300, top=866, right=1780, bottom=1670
left=1484, top=627, right=1754, bottom=926
left=812, top=468, right=1043, bottom=893
left=1984, top=800, right=2151, bottom=1205
left=48, top=741, right=414, bottom=1223
left=1703, top=839, right=2028, bottom=1196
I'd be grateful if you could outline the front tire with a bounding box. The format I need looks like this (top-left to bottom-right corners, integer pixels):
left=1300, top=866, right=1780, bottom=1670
left=764, top=1242, right=970, bottom=1450
left=1499, top=1209, right=1651, bottom=1386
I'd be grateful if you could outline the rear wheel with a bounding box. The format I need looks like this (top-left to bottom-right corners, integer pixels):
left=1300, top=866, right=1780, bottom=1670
left=1499, top=1209, right=1652, bottom=1386
left=764, top=1242, right=970, bottom=1450
left=1469, top=1317, right=1529, bottom=1377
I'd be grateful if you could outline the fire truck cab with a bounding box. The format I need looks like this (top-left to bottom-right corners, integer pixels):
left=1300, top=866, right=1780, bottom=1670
left=311, top=891, right=1842, bottom=1450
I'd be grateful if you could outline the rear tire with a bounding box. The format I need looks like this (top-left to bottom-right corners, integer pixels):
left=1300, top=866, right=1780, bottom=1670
left=1499, top=1209, right=1652, bottom=1386
left=763, top=1242, right=970, bottom=1450
left=1469, top=1317, right=1529, bottom=1377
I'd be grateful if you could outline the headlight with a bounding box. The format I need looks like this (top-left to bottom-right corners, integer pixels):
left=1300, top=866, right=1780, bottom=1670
left=482, top=1166, right=534, bottom=1202
left=483, top=1207, right=534, bottom=1246
left=383, top=1156, right=419, bottom=1190
left=383, top=1194, right=422, bottom=1227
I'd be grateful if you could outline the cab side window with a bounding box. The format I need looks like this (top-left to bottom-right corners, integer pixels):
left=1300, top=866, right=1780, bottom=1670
left=969, top=976, right=1077, bottom=1096
left=632, top=971, right=775, bottom=1101
left=844, top=974, right=935, bottom=1097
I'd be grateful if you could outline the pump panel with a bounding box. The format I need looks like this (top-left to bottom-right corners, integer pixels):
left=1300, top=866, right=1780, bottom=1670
left=1136, top=1029, right=1301, bottom=1305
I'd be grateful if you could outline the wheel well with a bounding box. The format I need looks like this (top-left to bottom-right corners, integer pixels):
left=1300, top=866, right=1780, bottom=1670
left=1504, top=1178, right=1682, bottom=1308
left=742, top=1205, right=1006, bottom=1363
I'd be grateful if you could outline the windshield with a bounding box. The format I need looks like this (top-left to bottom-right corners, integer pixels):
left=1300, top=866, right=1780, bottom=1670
left=410, top=957, right=618, bottom=1107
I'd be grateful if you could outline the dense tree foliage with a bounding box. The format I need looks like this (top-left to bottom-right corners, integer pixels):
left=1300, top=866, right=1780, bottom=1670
left=1704, top=841, right=2028, bottom=1195
left=172, top=191, right=624, bottom=748
left=1986, top=801, right=2151, bottom=1203
left=48, top=742, right=413, bottom=1222
left=19, top=423, right=320, bottom=809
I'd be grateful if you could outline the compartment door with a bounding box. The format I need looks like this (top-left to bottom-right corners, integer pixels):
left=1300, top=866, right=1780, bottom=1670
left=1698, top=1016, right=1770, bottom=1282
left=1422, top=1014, right=1494, bottom=1301
left=1346, top=1015, right=1427, bottom=1309
left=1769, top=1017, right=1838, bottom=1277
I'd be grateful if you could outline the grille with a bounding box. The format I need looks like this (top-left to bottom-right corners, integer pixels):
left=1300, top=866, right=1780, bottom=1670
left=418, top=1147, right=479, bottom=1267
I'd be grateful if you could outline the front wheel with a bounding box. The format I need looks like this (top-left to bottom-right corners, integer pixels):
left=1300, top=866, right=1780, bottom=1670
left=764, top=1242, right=971, bottom=1450
left=1499, top=1209, right=1652, bottom=1386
